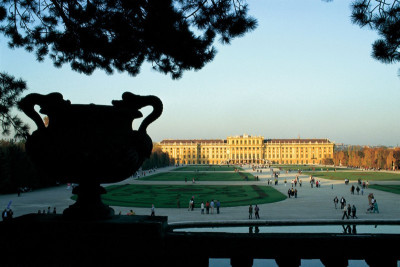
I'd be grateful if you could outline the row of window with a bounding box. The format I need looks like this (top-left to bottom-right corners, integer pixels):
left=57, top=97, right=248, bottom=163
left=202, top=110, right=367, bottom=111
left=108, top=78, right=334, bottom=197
left=228, top=139, right=262, bottom=145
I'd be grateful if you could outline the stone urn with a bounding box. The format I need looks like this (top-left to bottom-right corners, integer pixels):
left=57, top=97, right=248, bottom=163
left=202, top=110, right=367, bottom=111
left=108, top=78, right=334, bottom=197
left=19, top=92, right=163, bottom=219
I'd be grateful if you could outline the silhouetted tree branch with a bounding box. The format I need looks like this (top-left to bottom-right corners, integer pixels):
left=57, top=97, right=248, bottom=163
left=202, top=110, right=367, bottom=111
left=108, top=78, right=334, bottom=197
left=0, top=72, right=30, bottom=139
left=0, top=0, right=257, bottom=79
left=351, top=0, right=400, bottom=73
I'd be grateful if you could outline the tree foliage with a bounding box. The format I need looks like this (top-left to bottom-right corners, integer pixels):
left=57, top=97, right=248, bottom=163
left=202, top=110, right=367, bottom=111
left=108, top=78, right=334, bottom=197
left=141, top=144, right=173, bottom=170
left=0, top=0, right=257, bottom=79
left=333, top=145, right=400, bottom=170
left=351, top=0, right=400, bottom=73
left=0, top=72, right=30, bottom=139
left=0, top=140, right=52, bottom=193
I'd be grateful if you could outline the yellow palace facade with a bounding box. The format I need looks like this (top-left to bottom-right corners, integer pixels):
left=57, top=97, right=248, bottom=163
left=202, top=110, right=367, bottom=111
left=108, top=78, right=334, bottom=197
left=159, top=134, right=334, bottom=165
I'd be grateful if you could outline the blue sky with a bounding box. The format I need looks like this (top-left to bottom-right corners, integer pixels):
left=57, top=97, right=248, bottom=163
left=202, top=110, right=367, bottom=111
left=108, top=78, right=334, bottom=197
left=1, top=0, right=399, bottom=146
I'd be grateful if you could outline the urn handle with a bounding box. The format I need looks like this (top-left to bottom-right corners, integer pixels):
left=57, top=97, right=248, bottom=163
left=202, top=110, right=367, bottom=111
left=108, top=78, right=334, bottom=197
left=112, top=92, right=163, bottom=133
left=18, top=93, right=70, bottom=130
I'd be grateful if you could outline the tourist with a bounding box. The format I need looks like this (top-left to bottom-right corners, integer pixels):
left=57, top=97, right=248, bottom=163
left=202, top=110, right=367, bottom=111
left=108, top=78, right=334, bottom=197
left=351, top=205, right=358, bottom=219
left=294, top=188, right=298, bottom=198
left=299, top=180, right=302, bottom=187
left=151, top=204, right=155, bottom=216
left=254, top=204, right=260, bottom=219
left=206, top=201, right=210, bottom=214
left=373, top=199, right=379, bottom=213
left=347, top=204, right=352, bottom=218
left=340, top=197, right=346, bottom=209
left=216, top=200, right=220, bottom=214
left=210, top=200, right=214, bottom=214
left=248, top=205, right=253, bottom=219
left=201, top=202, right=204, bottom=214
left=53, top=207, right=56, bottom=214
left=356, top=186, right=360, bottom=195
left=333, top=196, right=339, bottom=209
left=342, top=205, right=349, bottom=220
left=47, top=207, right=51, bottom=214
left=351, top=185, right=355, bottom=194
left=287, top=188, right=291, bottom=198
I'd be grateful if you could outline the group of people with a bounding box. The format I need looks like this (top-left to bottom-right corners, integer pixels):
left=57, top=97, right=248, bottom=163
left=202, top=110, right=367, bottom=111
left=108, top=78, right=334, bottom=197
left=248, top=204, right=260, bottom=219
left=357, top=179, right=369, bottom=189
left=38, top=206, right=57, bottom=215
left=335, top=196, right=358, bottom=220
left=287, top=187, right=298, bottom=198
left=309, top=176, right=321, bottom=188
left=200, top=199, right=220, bottom=214
left=334, top=196, right=358, bottom=219
left=350, top=184, right=364, bottom=195
left=367, top=193, right=379, bottom=213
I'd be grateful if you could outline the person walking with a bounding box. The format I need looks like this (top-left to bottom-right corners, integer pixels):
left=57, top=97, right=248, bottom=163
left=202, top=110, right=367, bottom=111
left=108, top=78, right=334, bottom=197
left=373, top=199, right=380, bottom=213
left=201, top=202, right=204, bottom=214
left=151, top=204, right=155, bottom=216
left=356, top=186, right=360, bottom=195
left=340, top=197, right=346, bottom=209
left=351, top=205, right=358, bottom=219
left=333, top=196, right=339, bottom=209
left=216, top=200, right=220, bottom=214
left=206, top=201, right=210, bottom=214
left=342, top=205, right=349, bottom=220
left=347, top=204, right=352, bottom=218
left=254, top=205, right=260, bottom=219
left=188, top=199, right=192, bottom=211
left=248, top=205, right=253, bottom=219
left=210, top=200, right=214, bottom=214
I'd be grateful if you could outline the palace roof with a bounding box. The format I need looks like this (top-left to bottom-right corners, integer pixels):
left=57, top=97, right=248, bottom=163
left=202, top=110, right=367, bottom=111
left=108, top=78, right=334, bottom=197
left=160, top=139, right=225, bottom=145
left=266, top=139, right=332, bottom=144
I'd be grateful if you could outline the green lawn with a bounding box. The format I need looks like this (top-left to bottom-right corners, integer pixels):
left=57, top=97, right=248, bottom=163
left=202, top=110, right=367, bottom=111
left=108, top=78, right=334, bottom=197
left=369, top=185, right=400, bottom=195
left=102, top=184, right=286, bottom=208
left=303, top=171, right=400, bottom=181
left=138, top=171, right=255, bottom=181
left=273, top=165, right=349, bottom=172
left=173, top=166, right=242, bottom=172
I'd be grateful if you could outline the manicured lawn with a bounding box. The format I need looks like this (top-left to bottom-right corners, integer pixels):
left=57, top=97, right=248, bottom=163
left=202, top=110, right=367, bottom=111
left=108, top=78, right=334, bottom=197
left=369, top=185, right=400, bottom=195
left=102, top=184, right=286, bottom=208
left=303, top=171, right=400, bottom=181
left=138, top=171, right=255, bottom=181
left=173, top=166, right=242, bottom=172
left=273, top=165, right=349, bottom=172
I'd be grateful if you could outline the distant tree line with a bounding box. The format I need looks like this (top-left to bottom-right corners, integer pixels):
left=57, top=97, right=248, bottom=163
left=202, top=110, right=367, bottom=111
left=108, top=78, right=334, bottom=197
left=332, top=146, right=400, bottom=170
left=0, top=140, right=55, bottom=194
left=141, top=144, right=173, bottom=170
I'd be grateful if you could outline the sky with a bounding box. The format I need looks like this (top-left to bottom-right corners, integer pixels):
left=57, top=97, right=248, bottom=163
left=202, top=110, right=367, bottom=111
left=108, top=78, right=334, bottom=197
left=1, top=0, right=399, bottom=146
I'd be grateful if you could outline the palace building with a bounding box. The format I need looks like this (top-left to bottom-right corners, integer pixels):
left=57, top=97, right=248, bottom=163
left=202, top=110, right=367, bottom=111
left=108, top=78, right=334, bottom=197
left=159, top=134, right=334, bottom=165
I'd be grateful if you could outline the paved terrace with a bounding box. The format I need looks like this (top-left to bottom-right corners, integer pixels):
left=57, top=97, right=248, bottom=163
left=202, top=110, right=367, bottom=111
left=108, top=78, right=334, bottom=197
left=2, top=166, right=400, bottom=223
